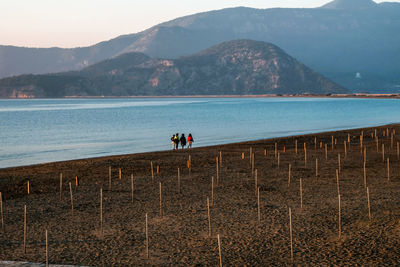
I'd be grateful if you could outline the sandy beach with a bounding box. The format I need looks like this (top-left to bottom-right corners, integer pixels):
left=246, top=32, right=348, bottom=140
left=1, top=124, right=400, bottom=266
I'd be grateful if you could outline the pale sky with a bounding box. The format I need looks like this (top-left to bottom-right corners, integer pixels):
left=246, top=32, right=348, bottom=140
left=0, top=0, right=397, bottom=48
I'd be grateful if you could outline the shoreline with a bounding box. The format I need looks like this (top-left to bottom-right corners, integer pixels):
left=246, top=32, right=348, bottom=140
left=1, top=122, right=398, bottom=171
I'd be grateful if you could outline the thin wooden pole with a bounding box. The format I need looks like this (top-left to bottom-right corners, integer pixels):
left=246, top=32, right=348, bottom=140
left=250, top=147, right=253, bottom=163
left=336, top=169, right=340, bottom=197
left=304, top=143, right=307, bottom=167
left=131, top=173, right=134, bottom=204
left=364, top=147, right=367, bottom=163
left=382, top=144, right=385, bottom=162
left=363, top=162, right=367, bottom=188
left=331, top=135, right=334, bottom=150
left=207, top=198, right=211, bottom=237
left=315, top=158, right=318, bottom=177
left=314, top=137, right=317, bottom=150
left=387, top=158, right=390, bottom=181
left=0, top=192, right=3, bottom=232
left=344, top=141, right=347, bottom=158
left=295, top=140, right=298, bottom=154
left=376, top=136, right=379, bottom=152
left=367, top=187, right=371, bottom=220
left=275, top=143, right=277, bottom=158
left=288, top=164, right=291, bottom=187
left=242, top=152, right=245, bottom=160
left=219, top=151, right=222, bottom=169
left=217, top=234, right=223, bottom=267
left=211, top=176, right=214, bottom=207
left=338, top=154, right=341, bottom=174
left=27, top=181, right=30, bottom=195
left=159, top=182, right=163, bottom=217
left=189, top=155, right=192, bottom=177
left=255, top=169, right=258, bottom=195
left=325, top=144, right=328, bottom=160
left=145, top=213, right=149, bottom=259
left=300, top=178, right=303, bottom=210
left=338, top=194, right=341, bottom=239
left=156, top=165, right=160, bottom=175
left=45, top=229, right=48, bottom=267
left=69, top=182, right=74, bottom=215
left=251, top=153, right=255, bottom=177
left=119, top=168, right=122, bottom=180
left=264, top=149, right=267, bottom=157
left=100, top=188, right=103, bottom=237
left=177, top=168, right=181, bottom=194
left=75, top=176, right=78, bottom=187
left=289, top=207, right=293, bottom=262
left=24, top=204, right=26, bottom=254
left=257, top=187, right=260, bottom=223
left=59, top=173, right=62, bottom=201
left=391, top=133, right=394, bottom=149
left=108, top=166, right=111, bottom=190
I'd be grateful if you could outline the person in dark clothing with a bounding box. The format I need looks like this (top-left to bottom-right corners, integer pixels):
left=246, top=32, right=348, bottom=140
left=187, top=133, right=194, bottom=148
left=174, top=133, right=180, bottom=150
left=180, top=133, right=187, bottom=149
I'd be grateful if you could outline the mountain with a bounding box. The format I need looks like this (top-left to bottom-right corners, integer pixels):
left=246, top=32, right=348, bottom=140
left=1, top=0, right=399, bottom=93
left=0, top=40, right=348, bottom=98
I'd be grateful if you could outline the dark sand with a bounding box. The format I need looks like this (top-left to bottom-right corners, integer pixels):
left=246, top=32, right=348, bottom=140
left=1, top=125, right=400, bottom=266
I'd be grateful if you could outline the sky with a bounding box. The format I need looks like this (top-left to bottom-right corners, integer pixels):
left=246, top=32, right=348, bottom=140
left=0, top=0, right=397, bottom=48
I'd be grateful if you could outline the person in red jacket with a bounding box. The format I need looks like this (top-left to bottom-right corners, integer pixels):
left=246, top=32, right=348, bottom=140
left=187, top=133, right=194, bottom=148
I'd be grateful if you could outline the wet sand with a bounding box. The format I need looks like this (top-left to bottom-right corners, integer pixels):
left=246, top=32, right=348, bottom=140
left=1, top=124, right=400, bottom=266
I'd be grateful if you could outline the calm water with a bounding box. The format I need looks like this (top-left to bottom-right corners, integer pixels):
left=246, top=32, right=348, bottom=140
left=0, top=97, right=399, bottom=168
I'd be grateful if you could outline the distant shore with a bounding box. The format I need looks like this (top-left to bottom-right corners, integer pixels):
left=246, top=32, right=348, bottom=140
left=3, top=93, right=400, bottom=99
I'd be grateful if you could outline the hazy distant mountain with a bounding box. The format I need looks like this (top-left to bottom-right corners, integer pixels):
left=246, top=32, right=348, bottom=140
left=0, top=40, right=348, bottom=98
left=1, top=0, right=399, bottom=93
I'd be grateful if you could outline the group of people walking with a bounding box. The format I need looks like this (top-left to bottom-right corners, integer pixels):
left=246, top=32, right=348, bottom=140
left=171, top=133, right=194, bottom=150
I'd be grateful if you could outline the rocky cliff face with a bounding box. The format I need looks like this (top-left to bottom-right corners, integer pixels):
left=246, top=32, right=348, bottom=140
left=0, top=40, right=349, bottom=98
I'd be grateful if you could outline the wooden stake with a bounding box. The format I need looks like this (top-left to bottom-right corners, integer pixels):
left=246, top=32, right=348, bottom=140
left=382, top=144, right=385, bottom=162
left=320, top=141, right=323, bottom=149
left=27, top=180, right=30, bottom=195
left=131, top=174, right=134, bottom=204
left=336, top=169, right=340, bottom=197
left=338, top=154, right=341, bottom=174
left=364, top=147, right=367, bottom=163
left=295, top=140, right=298, bottom=154
left=289, top=207, right=293, bottom=262
left=0, top=192, right=3, bottom=232
left=300, top=178, right=303, bottom=210
left=376, top=136, right=379, bottom=152
left=24, top=204, right=26, bottom=254
left=59, top=173, right=62, bottom=201
left=348, top=133, right=350, bottom=144
left=315, top=158, right=318, bottom=177
left=242, top=152, right=245, bottom=160
left=45, top=229, right=48, bottom=267
left=257, top=187, right=261, bottom=223
left=255, top=169, right=258, bottom=195
left=304, top=144, right=307, bottom=167
left=338, top=194, right=341, bottom=239
left=177, top=168, right=181, bottom=194
left=108, top=166, right=111, bottom=190
left=156, top=165, right=160, bottom=175
left=159, top=182, right=162, bottom=217
left=75, top=176, right=78, bottom=187
left=275, top=143, right=277, bottom=158
left=264, top=149, right=266, bottom=157
left=145, top=213, right=149, bottom=259
left=288, top=164, right=291, bottom=187
left=251, top=153, right=255, bottom=177
left=391, top=133, right=394, bottom=149
left=387, top=157, right=390, bottom=181
left=219, top=151, right=222, bottom=169
left=363, top=162, right=367, bottom=188
left=119, top=168, right=122, bottom=180
left=211, top=176, right=214, bottom=207
left=100, top=188, right=103, bottom=237
left=250, top=147, right=253, bottom=163
left=344, top=141, right=347, bottom=157
left=314, top=137, right=317, bottom=150
left=69, top=182, right=73, bottom=215
left=217, top=234, right=223, bottom=267
left=207, top=198, right=211, bottom=237
left=367, top=187, right=371, bottom=220
left=325, top=144, right=328, bottom=160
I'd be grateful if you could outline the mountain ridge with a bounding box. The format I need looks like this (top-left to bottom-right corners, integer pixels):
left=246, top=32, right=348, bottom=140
left=0, top=40, right=349, bottom=98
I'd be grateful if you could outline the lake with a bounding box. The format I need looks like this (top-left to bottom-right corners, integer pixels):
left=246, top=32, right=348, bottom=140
left=0, top=97, right=399, bottom=168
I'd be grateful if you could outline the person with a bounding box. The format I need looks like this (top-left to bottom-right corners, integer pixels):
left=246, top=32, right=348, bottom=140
left=187, top=133, right=194, bottom=148
left=174, top=133, right=180, bottom=150
left=171, top=134, right=175, bottom=150
left=180, top=133, right=187, bottom=149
